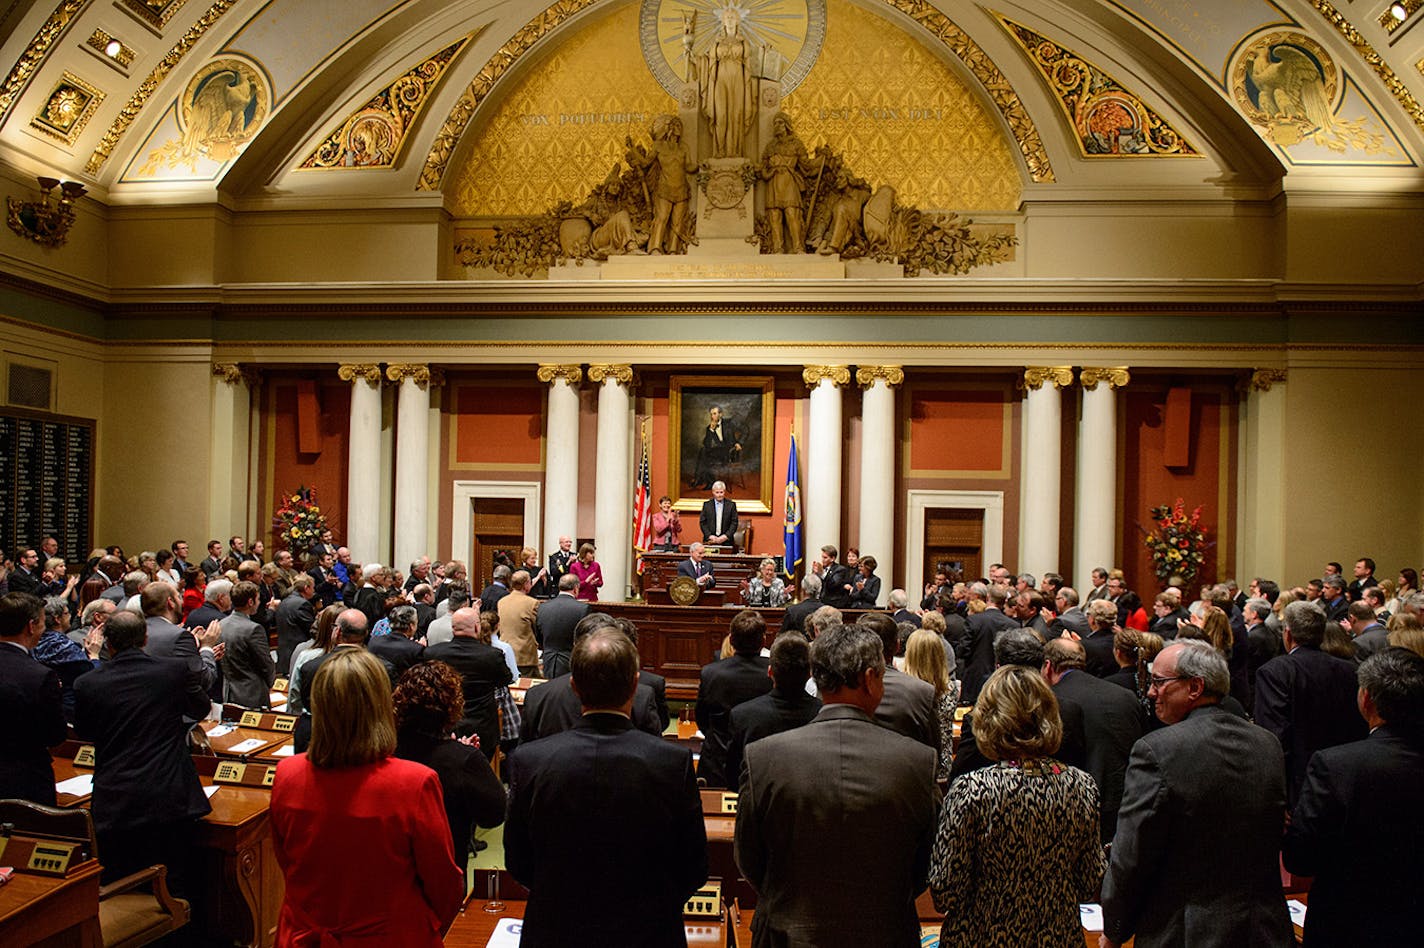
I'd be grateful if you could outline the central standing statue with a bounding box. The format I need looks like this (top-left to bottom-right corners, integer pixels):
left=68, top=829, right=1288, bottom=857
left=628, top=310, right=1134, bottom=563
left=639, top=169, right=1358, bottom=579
left=699, top=7, right=757, bottom=158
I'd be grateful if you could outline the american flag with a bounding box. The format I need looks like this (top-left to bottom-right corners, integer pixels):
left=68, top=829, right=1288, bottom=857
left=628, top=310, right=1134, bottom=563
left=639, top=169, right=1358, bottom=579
left=632, top=420, right=653, bottom=573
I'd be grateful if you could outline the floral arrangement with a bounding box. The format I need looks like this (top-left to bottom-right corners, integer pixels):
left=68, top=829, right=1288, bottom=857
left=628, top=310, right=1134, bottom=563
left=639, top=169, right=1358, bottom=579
left=273, top=486, right=328, bottom=552
left=1142, top=499, right=1209, bottom=586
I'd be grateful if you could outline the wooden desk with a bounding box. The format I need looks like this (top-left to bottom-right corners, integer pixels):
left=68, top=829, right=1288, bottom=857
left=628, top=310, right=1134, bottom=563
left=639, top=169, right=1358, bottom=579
left=50, top=751, right=281, bottom=948
left=201, top=721, right=289, bottom=761
left=443, top=897, right=727, bottom=947
left=0, top=859, right=102, bottom=948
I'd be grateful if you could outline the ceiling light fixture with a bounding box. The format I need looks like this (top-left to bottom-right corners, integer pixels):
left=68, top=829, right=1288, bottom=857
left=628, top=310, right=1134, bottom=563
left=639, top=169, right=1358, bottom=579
left=1391, top=2, right=1409, bottom=20
left=104, top=39, right=122, bottom=58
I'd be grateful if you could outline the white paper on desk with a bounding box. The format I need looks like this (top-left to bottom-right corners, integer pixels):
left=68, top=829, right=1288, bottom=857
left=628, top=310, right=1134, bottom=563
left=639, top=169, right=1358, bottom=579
left=484, top=917, right=522, bottom=947
left=269, top=692, right=286, bottom=704
left=1287, top=899, right=1307, bottom=927
left=273, top=744, right=295, bottom=757
left=56, top=773, right=94, bottom=796
left=1079, top=903, right=1104, bottom=932
left=227, top=738, right=268, bottom=754
left=204, top=785, right=221, bottom=799
left=207, top=724, right=234, bottom=738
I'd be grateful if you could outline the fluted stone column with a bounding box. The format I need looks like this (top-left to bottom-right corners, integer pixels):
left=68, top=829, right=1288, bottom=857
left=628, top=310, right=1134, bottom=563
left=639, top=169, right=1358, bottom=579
left=1074, top=367, right=1129, bottom=591
left=1019, top=366, right=1072, bottom=579
left=1239, top=369, right=1287, bottom=583
left=339, top=364, right=384, bottom=563
left=804, top=366, right=850, bottom=564
left=388, top=364, right=432, bottom=572
left=856, top=365, right=903, bottom=605
left=539, top=364, right=583, bottom=558
left=209, top=364, right=255, bottom=541
left=590, top=364, right=634, bottom=602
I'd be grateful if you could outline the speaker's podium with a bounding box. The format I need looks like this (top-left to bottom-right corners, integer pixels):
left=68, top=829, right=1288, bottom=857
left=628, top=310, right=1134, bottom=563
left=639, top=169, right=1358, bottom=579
left=641, top=550, right=769, bottom=606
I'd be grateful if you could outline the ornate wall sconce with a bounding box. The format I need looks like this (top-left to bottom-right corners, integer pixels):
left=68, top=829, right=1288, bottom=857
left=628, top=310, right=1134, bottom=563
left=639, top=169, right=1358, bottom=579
left=7, top=176, right=86, bottom=247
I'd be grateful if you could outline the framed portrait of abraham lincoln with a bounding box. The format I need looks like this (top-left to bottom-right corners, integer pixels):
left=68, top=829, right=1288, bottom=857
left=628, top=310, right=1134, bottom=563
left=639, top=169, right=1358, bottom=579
left=668, top=375, right=774, bottom=514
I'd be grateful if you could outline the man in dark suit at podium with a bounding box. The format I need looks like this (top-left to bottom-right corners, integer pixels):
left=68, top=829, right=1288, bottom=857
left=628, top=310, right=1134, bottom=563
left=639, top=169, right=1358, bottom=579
left=699, top=481, right=739, bottom=550
left=677, top=542, right=716, bottom=590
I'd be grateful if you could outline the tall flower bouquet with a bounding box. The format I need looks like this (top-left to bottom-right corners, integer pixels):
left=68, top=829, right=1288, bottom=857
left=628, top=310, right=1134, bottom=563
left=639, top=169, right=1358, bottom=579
left=1142, top=499, right=1209, bottom=586
left=273, top=486, right=329, bottom=552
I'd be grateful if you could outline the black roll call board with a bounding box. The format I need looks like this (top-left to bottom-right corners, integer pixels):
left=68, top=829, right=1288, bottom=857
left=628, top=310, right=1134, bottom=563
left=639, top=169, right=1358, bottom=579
left=0, top=407, right=94, bottom=563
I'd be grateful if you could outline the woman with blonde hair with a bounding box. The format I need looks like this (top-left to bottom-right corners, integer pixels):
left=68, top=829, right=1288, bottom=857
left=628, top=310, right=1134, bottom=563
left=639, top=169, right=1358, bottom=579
left=929, top=665, right=1104, bottom=947
left=904, top=629, right=960, bottom=779
left=271, top=649, right=463, bottom=945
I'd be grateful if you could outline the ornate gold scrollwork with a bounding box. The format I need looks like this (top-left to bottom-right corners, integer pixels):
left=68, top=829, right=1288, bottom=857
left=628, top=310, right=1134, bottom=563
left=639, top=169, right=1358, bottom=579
left=1020, top=366, right=1074, bottom=391
left=536, top=364, right=584, bottom=385
left=1079, top=367, right=1130, bottom=391
left=386, top=364, right=432, bottom=387
left=337, top=363, right=383, bottom=386
left=1244, top=368, right=1287, bottom=392
left=803, top=365, right=851, bottom=387
left=855, top=365, right=905, bottom=388
left=212, top=363, right=243, bottom=384
left=587, top=364, right=635, bottom=386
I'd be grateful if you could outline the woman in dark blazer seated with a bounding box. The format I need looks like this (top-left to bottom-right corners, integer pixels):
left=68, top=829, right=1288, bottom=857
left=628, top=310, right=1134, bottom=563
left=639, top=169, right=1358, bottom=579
left=848, top=555, right=882, bottom=608
left=393, top=661, right=507, bottom=867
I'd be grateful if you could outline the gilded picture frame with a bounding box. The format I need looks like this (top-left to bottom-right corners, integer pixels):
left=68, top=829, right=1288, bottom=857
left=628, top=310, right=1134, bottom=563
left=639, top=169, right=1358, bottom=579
left=668, top=375, right=774, bottom=514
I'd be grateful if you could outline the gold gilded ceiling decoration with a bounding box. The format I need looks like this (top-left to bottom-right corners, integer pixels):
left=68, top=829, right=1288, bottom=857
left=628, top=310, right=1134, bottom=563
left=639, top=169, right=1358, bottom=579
left=123, top=0, right=192, bottom=31
left=137, top=56, right=270, bottom=173
left=876, top=0, right=1053, bottom=183
left=86, top=30, right=136, bottom=70
left=300, top=34, right=476, bottom=170
left=0, top=1, right=86, bottom=128
left=30, top=72, right=105, bottom=146
left=999, top=18, right=1197, bottom=157
left=639, top=0, right=826, bottom=97
left=1230, top=31, right=1393, bottom=154
left=418, top=0, right=602, bottom=191
left=779, top=0, right=1020, bottom=209
left=1307, top=0, right=1424, bottom=132
left=85, top=0, right=241, bottom=175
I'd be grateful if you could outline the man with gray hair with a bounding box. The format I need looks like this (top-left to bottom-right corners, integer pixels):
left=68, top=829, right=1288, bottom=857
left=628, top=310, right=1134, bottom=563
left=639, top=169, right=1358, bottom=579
left=961, top=582, right=1019, bottom=704
left=368, top=603, right=423, bottom=680
left=1050, top=586, right=1090, bottom=637
left=1100, top=640, right=1292, bottom=948
left=185, top=577, right=232, bottom=631
left=479, top=563, right=512, bottom=615
left=1254, top=600, right=1367, bottom=807
left=1242, top=596, right=1280, bottom=694
left=888, top=588, right=920, bottom=628
left=1319, top=574, right=1349, bottom=623
left=699, top=478, right=739, bottom=549
left=783, top=573, right=822, bottom=634
left=735, top=623, right=937, bottom=947
left=424, top=582, right=469, bottom=646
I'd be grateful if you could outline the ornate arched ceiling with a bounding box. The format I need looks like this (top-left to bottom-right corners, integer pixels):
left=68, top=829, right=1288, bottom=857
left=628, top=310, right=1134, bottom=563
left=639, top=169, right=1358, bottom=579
left=0, top=0, right=1420, bottom=211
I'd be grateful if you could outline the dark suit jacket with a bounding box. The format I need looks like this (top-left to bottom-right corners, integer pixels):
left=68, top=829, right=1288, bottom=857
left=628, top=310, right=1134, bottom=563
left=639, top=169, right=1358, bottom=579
left=1253, top=645, right=1368, bottom=806
left=696, top=652, right=773, bottom=788
left=818, top=563, right=854, bottom=609
left=532, top=594, right=587, bottom=679
left=394, top=729, right=506, bottom=868
left=1351, top=623, right=1389, bottom=661
left=506, top=713, right=706, bottom=948
left=73, top=648, right=212, bottom=832
left=144, top=615, right=217, bottom=691
left=960, top=608, right=1020, bottom=703
left=7, top=567, right=40, bottom=595
left=848, top=574, right=881, bottom=608
left=423, top=637, right=513, bottom=754
left=875, top=666, right=939, bottom=751
left=0, top=643, right=67, bottom=804
left=782, top=597, right=820, bottom=634
left=677, top=557, right=715, bottom=584
left=639, top=669, right=671, bottom=731
left=1102, top=704, right=1292, bottom=947
left=1081, top=627, right=1118, bottom=678
left=1053, top=669, right=1144, bottom=842
left=1283, top=724, right=1424, bottom=947
left=352, top=585, right=387, bottom=629
left=736, top=704, right=938, bottom=948
left=1246, top=621, right=1282, bottom=692
left=274, top=592, right=316, bottom=673
left=199, top=556, right=223, bottom=578
left=699, top=497, right=739, bottom=546
left=219, top=612, right=275, bottom=709
left=368, top=633, right=424, bottom=681
left=477, top=582, right=509, bottom=616
left=184, top=604, right=226, bottom=631
left=1051, top=606, right=1091, bottom=637
left=293, top=646, right=397, bottom=752
left=725, top=685, right=820, bottom=788
left=892, top=609, right=921, bottom=628
left=519, top=675, right=663, bottom=742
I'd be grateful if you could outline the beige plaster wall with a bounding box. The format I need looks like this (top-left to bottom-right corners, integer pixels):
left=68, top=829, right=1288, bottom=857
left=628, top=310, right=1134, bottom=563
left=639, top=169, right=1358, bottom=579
left=1279, top=364, right=1424, bottom=585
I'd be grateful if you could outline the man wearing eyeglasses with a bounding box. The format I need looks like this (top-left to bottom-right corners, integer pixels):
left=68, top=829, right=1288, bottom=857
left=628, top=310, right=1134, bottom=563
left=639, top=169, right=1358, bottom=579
left=1100, top=640, right=1292, bottom=948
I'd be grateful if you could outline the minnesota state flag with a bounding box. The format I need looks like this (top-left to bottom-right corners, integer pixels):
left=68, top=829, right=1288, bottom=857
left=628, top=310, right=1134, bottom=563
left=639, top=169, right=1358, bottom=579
left=783, top=432, right=803, bottom=580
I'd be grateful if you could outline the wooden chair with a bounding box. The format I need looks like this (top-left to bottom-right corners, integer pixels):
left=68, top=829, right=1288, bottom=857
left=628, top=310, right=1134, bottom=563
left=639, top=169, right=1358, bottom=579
left=732, top=520, right=752, bottom=553
left=0, top=799, right=190, bottom=948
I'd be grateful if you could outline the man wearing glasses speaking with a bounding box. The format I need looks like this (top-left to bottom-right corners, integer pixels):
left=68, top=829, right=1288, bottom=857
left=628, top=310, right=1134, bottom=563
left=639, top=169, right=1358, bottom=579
left=1099, top=640, right=1293, bottom=948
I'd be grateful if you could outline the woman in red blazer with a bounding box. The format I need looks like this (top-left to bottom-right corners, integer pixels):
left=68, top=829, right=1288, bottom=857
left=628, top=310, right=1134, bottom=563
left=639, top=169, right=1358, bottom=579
left=270, top=648, right=464, bottom=946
